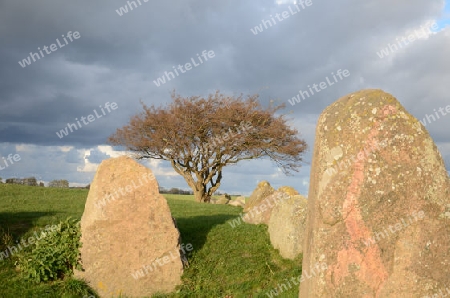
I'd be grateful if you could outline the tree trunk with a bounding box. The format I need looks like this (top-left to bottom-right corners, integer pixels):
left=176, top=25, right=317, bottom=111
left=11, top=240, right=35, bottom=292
left=169, top=160, right=214, bottom=203
left=193, top=187, right=210, bottom=203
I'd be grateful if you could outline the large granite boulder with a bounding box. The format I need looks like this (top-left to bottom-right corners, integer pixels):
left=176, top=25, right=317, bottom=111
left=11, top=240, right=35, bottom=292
left=235, top=195, right=246, bottom=204
left=243, top=181, right=275, bottom=212
left=228, top=200, right=242, bottom=207
left=228, top=196, right=246, bottom=207
left=300, top=89, right=450, bottom=298
left=213, top=194, right=231, bottom=205
left=243, top=186, right=298, bottom=225
left=76, top=156, right=184, bottom=297
left=277, top=186, right=299, bottom=196
left=268, top=194, right=308, bottom=260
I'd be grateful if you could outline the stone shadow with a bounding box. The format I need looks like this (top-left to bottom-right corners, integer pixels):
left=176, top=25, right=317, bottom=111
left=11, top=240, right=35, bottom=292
left=0, top=211, right=58, bottom=239
left=174, top=214, right=238, bottom=251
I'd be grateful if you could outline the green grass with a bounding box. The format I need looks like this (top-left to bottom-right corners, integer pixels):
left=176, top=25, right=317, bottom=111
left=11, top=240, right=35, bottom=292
left=0, top=184, right=301, bottom=297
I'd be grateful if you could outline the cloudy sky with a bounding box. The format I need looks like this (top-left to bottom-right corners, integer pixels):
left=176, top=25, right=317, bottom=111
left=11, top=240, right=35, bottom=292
left=0, top=0, right=449, bottom=196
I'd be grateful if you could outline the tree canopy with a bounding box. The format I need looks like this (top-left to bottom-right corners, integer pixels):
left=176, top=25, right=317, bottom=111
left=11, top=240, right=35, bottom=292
left=48, top=179, right=69, bottom=188
left=108, top=90, right=307, bottom=202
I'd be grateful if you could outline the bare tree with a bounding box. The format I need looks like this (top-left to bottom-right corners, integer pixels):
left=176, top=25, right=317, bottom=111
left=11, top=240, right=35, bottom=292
left=109, top=90, right=307, bottom=202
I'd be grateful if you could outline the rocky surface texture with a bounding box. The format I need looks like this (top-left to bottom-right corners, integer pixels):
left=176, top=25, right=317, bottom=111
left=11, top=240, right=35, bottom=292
left=300, top=89, right=450, bottom=298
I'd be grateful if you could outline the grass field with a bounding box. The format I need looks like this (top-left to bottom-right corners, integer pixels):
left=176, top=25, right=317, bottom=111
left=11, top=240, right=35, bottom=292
left=0, top=183, right=302, bottom=297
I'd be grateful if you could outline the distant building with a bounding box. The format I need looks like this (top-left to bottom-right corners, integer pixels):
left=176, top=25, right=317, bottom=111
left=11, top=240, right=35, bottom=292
left=5, top=177, right=37, bottom=186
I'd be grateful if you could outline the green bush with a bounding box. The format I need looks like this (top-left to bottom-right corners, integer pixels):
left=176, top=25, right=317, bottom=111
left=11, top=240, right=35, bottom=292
left=15, top=217, right=82, bottom=283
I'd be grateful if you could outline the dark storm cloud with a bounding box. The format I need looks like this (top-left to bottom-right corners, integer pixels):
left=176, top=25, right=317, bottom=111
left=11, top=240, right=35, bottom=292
left=0, top=0, right=448, bottom=191
left=1, top=0, right=446, bottom=142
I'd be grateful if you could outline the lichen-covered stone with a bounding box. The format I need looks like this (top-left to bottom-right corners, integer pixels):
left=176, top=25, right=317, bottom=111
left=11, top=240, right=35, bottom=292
left=243, top=191, right=289, bottom=224
left=268, top=194, right=307, bottom=259
left=243, top=185, right=301, bottom=225
left=75, top=156, right=184, bottom=298
left=236, top=196, right=246, bottom=204
left=228, top=196, right=245, bottom=207
left=243, top=181, right=275, bottom=212
left=277, top=186, right=300, bottom=196
left=300, top=89, right=450, bottom=298
left=214, top=194, right=231, bottom=204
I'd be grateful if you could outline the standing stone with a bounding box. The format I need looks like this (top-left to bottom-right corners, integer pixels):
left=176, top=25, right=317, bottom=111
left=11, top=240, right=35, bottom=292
left=235, top=196, right=246, bottom=205
left=300, top=89, right=450, bottom=298
left=228, top=196, right=246, bottom=207
left=243, top=186, right=298, bottom=225
left=228, top=200, right=244, bottom=207
left=277, top=186, right=299, bottom=196
left=215, top=194, right=231, bottom=204
left=268, top=194, right=307, bottom=259
left=243, top=181, right=275, bottom=212
left=76, top=156, right=184, bottom=298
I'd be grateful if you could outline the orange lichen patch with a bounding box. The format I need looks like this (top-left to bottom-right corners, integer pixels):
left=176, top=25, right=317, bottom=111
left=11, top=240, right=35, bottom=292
left=328, top=105, right=397, bottom=296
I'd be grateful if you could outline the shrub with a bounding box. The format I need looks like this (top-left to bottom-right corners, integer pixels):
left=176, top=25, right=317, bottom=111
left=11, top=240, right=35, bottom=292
left=48, top=179, right=69, bottom=188
left=16, top=217, right=82, bottom=283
